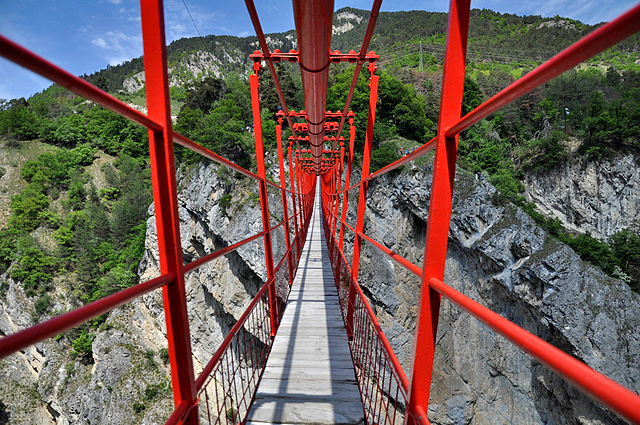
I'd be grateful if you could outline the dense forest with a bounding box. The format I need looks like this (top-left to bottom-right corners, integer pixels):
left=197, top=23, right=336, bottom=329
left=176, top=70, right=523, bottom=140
left=1, top=6, right=640, bottom=360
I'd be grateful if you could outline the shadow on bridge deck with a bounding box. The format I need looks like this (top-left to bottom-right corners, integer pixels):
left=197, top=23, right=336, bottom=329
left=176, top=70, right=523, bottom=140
left=246, top=186, right=364, bottom=425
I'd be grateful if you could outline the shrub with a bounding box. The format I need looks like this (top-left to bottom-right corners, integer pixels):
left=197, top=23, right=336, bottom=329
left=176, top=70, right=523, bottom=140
left=370, top=142, right=401, bottom=172
left=72, top=330, right=95, bottom=361
left=33, top=294, right=52, bottom=321
left=219, top=194, right=232, bottom=216
left=159, top=348, right=169, bottom=365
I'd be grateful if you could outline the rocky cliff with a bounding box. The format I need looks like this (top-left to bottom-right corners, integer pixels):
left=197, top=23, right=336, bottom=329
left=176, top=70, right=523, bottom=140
left=2, top=157, right=639, bottom=424
left=0, top=160, right=288, bottom=424
left=524, top=153, right=640, bottom=239
left=351, top=168, right=640, bottom=425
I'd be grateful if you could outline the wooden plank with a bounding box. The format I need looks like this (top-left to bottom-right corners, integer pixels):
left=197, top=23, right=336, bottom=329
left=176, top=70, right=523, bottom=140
left=246, top=185, right=364, bottom=425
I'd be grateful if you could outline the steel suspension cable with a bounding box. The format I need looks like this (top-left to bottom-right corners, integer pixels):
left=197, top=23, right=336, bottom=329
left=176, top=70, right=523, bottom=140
left=244, top=0, right=299, bottom=146
left=336, top=0, right=383, bottom=142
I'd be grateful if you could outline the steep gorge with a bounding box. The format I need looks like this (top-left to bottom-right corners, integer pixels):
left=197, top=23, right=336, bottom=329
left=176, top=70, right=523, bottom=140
left=1, top=154, right=639, bottom=424
left=351, top=163, right=640, bottom=424
left=524, top=153, right=640, bottom=239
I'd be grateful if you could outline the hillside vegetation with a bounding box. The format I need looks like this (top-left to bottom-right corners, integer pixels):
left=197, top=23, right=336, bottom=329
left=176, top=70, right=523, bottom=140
left=1, top=6, right=640, bottom=344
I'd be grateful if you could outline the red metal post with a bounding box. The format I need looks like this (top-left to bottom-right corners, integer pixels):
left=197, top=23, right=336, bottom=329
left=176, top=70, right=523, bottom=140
left=296, top=150, right=303, bottom=226
left=0, top=275, right=171, bottom=358
left=277, top=116, right=294, bottom=285
left=346, top=63, right=379, bottom=338
left=406, top=1, right=471, bottom=423
left=331, top=145, right=344, bottom=238
left=249, top=68, right=279, bottom=336
left=139, top=0, right=198, bottom=421
left=292, top=0, right=334, bottom=173
left=339, top=116, right=356, bottom=252
left=288, top=140, right=301, bottom=257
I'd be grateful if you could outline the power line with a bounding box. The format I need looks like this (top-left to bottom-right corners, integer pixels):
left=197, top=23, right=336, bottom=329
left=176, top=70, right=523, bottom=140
left=181, top=0, right=202, bottom=38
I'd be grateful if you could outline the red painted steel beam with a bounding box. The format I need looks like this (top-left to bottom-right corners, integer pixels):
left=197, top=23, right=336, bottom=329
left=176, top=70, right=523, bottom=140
left=0, top=274, right=172, bottom=358
left=163, top=400, right=193, bottom=425
left=331, top=143, right=344, bottom=238
left=413, top=406, right=431, bottom=425
left=173, top=132, right=261, bottom=181
left=337, top=0, right=382, bottom=137
left=140, top=1, right=198, bottom=421
left=250, top=72, right=279, bottom=336
left=344, top=136, right=437, bottom=193
left=339, top=117, right=357, bottom=251
left=329, top=236, right=411, bottom=395
left=445, top=3, right=640, bottom=137
left=292, top=0, right=335, bottom=174
left=428, top=277, right=640, bottom=424
left=0, top=35, right=161, bottom=132
left=244, top=0, right=298, bottom=137
left=276, top=117, right=295, bottom=285
left=346, top=71, right=379, bottom=337
left=288, top=141, right=301, bottom=255
left=407, top=0, right=471, bottom=422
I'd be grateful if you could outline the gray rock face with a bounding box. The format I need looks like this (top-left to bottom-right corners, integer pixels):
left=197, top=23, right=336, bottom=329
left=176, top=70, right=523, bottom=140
left=0, top=276, right=175, bottom=425
left=138, top=162, right=288, bottom=374
left=524, top=154, right=640, bottom=239
left=2, top=156, right=638, bottom=424
left=122, top=49, right=239, bottom=93
left=0, top=160, right=289, bottom=424
left=351, top=169, right=640, bottom=425
left=122, top=71, right=145, bottom=94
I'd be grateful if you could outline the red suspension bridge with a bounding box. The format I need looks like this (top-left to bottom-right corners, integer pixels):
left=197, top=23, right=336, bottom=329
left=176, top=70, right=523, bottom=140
left=2, top=1, right=640, bottom=424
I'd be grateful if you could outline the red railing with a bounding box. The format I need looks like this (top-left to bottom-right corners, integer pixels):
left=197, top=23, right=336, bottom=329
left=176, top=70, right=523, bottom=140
left=319, top=2, right=640, bottom=425
left=321, top=208, right=410, bottom=425
left=194, top=196, right=314, bottom=425
left=0, top=1, right=316, bottom=423
left=3, top=0, right=640, bottom=424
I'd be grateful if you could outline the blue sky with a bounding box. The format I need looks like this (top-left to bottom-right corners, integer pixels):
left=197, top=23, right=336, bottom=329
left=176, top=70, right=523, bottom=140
left=0, top=0, right=638, bottom=101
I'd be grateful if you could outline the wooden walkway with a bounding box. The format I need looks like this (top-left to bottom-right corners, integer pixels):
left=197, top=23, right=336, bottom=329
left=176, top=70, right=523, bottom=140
left=246, top=184, right=364, bottom=425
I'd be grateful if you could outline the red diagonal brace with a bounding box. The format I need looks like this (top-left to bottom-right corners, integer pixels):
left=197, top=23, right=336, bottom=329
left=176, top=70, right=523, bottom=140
left=249, top=69, right=278, bottom=336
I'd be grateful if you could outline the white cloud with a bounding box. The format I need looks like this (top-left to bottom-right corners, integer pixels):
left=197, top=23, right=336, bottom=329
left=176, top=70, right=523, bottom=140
left=91, top=37, right=109, bottom=49
left=89, top=30, right=143, bottom=66
left=118, top=6, right=141, bottom=22
left=107, top=0, right=123, bottom=4
left=163, top=0, right=223, bottom=41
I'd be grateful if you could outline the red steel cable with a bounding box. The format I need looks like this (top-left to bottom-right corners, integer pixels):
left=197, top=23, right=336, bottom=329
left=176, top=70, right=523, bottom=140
left=336, top=0, right=383, bottom=139
left=0, top=274, right=172, bottom=358
left=244, top=0, right=298, bottom=138
left=446, top=3, right=640, bottom=137
left=0, top=35, right=161, bottom=132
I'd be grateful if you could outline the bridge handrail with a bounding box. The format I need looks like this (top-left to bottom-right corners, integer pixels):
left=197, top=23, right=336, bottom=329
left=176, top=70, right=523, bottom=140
left=340, top=3, right=640, bottom=194
left=427, top=276, right=640, bottom=423
left=0, top=9, right=315, bottom=423
left=192, top=179, right=316, bottom=425
left=0, top=274, right=172, bottom=357
left=320, top=2, right=640, bottom=424
left=321, top=208, right=411, bottom=425
left=329, top=192, right=640, bottom=423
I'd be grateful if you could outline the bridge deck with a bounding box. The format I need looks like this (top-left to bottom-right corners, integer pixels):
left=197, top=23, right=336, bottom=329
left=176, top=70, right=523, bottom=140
left=246, top=186, right=364, bottom=425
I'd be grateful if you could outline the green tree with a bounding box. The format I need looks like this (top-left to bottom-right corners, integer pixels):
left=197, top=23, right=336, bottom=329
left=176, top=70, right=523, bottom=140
left=9, top=184, right=50, bottom=232
left=10, top=239, right=56, bottom=297
left=610, top=222, right=640, bottom=289
left=370, top=142, right=401, bottom=172
left=462, top=77, right=483, bottom=115
left=72, top=330, right=95, bottom=362
left=183, top=76, right=226, bottom=114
